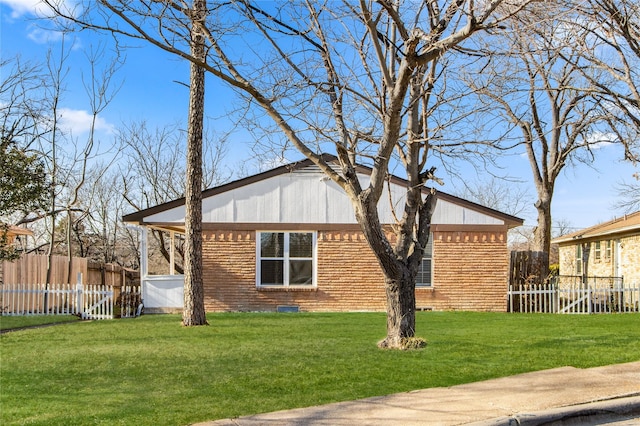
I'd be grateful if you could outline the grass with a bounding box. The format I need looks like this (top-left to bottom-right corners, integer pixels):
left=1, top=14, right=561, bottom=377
left=0, top=314, right=79, bottom=331
left=1, top=312, right=639, bottom=425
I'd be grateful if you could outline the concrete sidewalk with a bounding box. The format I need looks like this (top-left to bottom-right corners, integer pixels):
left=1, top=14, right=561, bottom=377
left=195, top=361, right=640, bottom=426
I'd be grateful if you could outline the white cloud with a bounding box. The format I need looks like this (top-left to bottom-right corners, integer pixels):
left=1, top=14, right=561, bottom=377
left=2, top=0, right=80, bottom=44
left=58, top=108, right=114, bottom=135
left=26, top=24, right=63, bottom=43
left=259, top=156, right=290, bottom=172
left=585, top=131, right=616, bottom=149
left=0, top=0, right=54, bottom=19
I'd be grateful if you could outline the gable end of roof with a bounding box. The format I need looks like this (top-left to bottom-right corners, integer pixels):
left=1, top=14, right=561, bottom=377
left=123, top=154, right=524, bottom=227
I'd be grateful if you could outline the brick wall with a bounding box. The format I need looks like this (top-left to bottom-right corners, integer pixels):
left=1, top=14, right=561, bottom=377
left=558, top=245, right=575, bottom=276
left=558, top=233, right=640, bottom=285
left=201, top=227, right=510, bottom=313
left=621, top=235, right=640, bottom=285
left=417, top=230, right=508, bottom=312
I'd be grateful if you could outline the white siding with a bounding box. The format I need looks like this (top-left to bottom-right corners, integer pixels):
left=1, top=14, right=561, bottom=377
left=142, top=166, right=506, bottom=226
left=432, top=199, right=503, bottom=225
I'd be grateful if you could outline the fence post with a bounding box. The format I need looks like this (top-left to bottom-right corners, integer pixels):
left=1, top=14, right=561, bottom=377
left=76, top=272, right=84, bottom=319
left=508, top=285, right=513, bottom=313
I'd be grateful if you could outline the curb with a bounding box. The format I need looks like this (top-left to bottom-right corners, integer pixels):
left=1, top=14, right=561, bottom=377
left=470, top=395, right=640, bottom=426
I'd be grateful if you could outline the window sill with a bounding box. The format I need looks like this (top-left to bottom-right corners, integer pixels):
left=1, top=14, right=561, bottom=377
left=416, top=286, right=434, bottom=291
left=257, top=286, right=318, bottom=292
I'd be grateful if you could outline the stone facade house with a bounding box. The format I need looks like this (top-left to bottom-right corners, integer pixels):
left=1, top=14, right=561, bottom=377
left=552, top=211, right=640, bottom=286
left=123, top=156, right=523, bottom=313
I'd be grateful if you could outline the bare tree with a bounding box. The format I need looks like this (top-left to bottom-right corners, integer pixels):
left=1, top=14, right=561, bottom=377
left=569, top=0, right=640, bottom=215
left=1, top=37, right=120, bottom=296
left=118, top=120, right=229, bottom=274
left=40, top=42, right=120, bottom=287
left=45, top=0, right=537, bottom=348
left=614, top=173, right=640, bottom=213
left=455, top=177, right=533, bottom=219
left=464, top=5, right=617, bottom=258
left=454, top=176, right=534, bottom=251
left=567, top=0, right=640, bottom=162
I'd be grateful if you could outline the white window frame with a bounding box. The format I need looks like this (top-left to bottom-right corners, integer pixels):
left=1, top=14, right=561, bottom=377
left=416, top=233, right=434, bottom=288
left=576, top=244, right=583, bottom=275
left=256, top=231, right=317, bottom=288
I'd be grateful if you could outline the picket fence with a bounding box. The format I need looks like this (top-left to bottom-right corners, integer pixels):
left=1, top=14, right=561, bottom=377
left=1, top=275, right=114, bottom=320
left=508, top=278, right=640, bottom=314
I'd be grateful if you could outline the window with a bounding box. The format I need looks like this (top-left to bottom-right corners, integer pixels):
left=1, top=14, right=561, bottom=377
left=576, top=244, right=583, bottom=275
left=605, top=240, right=612, bottom=260
left=257, top=232, right=315, bottom=287
left=594, top=241, right=601, bottom=260
left=416, top=235, right=433, bottom=287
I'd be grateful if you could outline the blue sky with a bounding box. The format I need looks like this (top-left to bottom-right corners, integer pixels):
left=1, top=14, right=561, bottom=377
left=2, top=0, right=638, bottom=231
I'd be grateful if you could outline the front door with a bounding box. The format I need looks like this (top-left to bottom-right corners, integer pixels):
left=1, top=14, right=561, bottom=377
left=614, top=239, right=622, bottom=278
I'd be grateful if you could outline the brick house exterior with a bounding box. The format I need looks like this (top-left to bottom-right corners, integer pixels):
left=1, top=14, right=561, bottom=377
left=552, top=211, right=640, bottom=286
left=124, top=156, right=523, bottom=313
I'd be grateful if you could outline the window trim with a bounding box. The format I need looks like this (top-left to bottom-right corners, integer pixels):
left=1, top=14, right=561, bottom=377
left=576, top=244, right=583, bottom=275
left=256, top=231, right=317, bottom=288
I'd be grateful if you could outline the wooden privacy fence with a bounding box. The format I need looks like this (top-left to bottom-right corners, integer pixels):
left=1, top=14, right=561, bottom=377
left=508, top=276, right=640, bottom=314
left=1, top=254, right=139, bottom=289
left=1, top=254, right=141, bottom=319
left=509, top=250, right=549, bottom=287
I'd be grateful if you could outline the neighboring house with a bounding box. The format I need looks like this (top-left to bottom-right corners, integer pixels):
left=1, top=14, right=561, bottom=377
left=1, top=225, right=33, bottom=245
left=552, top=211, right=640, bottom=285
left=0, top=225, right=34, bottom=284
left=123, top=156, right=523, bottom=313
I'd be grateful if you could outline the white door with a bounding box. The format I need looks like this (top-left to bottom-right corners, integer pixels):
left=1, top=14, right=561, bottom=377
left=614, top=239, right=622, bottom=278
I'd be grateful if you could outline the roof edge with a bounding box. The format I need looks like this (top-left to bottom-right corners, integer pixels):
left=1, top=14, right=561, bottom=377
left=551, top=211, right=640, bottom=244
left=123, top=155, right=328, bottom=223
left=123, top=153, right=524, bottom=227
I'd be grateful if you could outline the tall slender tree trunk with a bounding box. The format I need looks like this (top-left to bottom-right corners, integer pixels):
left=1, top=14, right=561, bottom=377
left=182, top=0, right=207, bottom=326
left=533, top=190, right=552, bottom=277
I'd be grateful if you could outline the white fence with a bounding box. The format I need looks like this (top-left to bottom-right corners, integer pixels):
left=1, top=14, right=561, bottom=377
left=508, top=278, right=640, bottom=314
left=1, top=277, right=114, bottom=320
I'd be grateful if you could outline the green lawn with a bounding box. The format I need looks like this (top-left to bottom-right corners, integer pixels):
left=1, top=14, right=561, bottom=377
left=1, top=312, right=639, bottom=425
left=0, top=314, right=79, bottom=331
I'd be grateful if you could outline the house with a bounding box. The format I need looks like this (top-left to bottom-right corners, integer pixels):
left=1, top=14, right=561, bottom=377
left=1, top=225, right=33, bottom=245
left=123, top=156, right=523, bottom=313
left=552, top=211, right=640, bottom=285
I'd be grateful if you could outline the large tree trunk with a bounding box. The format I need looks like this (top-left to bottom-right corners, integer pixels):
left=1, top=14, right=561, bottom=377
left=533, top=191, right=552, bottom=255
left=532, top=192, right=552, bottom=278
left=379, top=269, right=416, bottom=348
left=182, top=0, right=207, bottom=327
left=354, top=188, right=434, bottom=349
